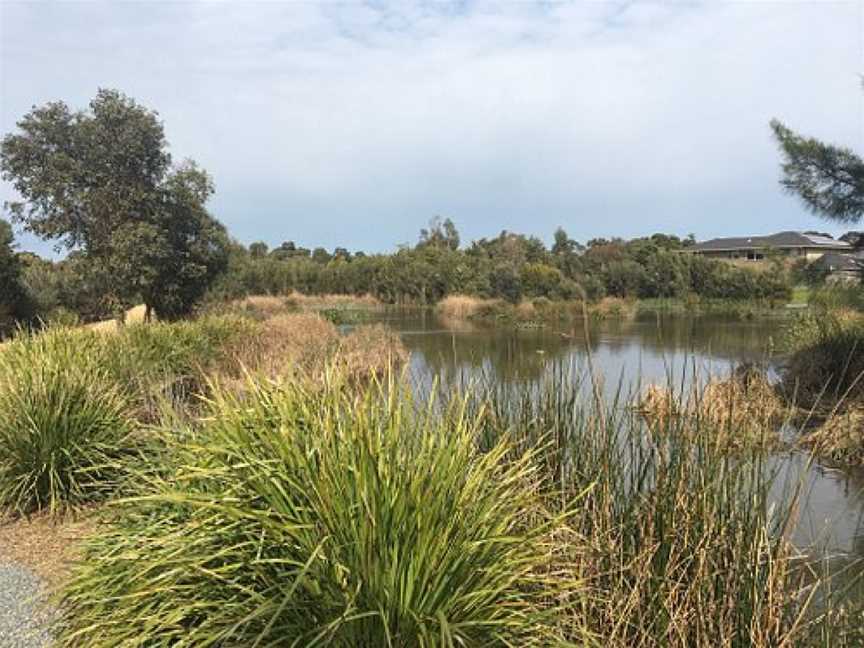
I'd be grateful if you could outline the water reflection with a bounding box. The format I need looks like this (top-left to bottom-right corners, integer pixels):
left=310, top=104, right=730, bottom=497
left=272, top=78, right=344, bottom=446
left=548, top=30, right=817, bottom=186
left=364, top=309, right=864, bottom=567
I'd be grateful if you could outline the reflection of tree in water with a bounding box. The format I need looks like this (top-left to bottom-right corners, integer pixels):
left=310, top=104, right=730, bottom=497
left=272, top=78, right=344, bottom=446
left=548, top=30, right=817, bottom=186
left=396, top=312, right=779, bottom=388
left=384, top=310, right=864, bottom=590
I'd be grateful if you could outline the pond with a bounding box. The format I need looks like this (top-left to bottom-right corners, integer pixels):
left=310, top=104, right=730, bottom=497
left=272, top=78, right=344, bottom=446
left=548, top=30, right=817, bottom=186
left=362, top=309, right=864, bottom=567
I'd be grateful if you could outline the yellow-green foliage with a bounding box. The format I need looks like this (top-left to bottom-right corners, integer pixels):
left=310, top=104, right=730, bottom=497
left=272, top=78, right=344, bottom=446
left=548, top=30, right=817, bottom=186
left=58, top=378, right=575, bottom=647
left=0, top=327, right=138, bottom=514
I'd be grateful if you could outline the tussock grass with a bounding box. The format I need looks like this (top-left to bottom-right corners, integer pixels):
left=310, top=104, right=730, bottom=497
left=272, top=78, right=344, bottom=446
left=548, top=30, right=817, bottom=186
left=637, top=366, right=788, bottom=450
left=437, top=294, right=636, bottom=327
left=801, top=410, right=864, bottom=466
left=57, top=376, right=577, bottom=647
left=0, top=327, right=139, bottom=515
left=230, top=314, right=408, bottom=383
left=284, top=290, right=380, bottom=310
left=226, top=294, right=293, bottom=320
left=436, top=294, right=500, bottom=320
left=337, top=324, right=410, bottom=381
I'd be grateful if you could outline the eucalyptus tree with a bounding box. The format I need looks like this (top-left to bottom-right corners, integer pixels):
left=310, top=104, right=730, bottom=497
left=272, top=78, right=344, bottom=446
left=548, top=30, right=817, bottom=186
left=0, top=89, right=228, bottom=320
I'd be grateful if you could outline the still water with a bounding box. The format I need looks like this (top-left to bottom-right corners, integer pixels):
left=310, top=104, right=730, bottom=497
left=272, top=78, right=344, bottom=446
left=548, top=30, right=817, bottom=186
left=363, top=310, right=864, bottom=563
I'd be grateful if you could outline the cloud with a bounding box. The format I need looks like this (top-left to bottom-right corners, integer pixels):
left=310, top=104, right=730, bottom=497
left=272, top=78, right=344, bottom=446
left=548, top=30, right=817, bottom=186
left=1, top=1, right=861, bottom=256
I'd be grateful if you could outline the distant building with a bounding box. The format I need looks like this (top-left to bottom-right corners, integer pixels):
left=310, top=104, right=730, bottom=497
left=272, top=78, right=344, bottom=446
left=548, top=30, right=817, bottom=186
left=811, top=252, right=864, bottom=283
left=689, top=231, right=852, bottom=261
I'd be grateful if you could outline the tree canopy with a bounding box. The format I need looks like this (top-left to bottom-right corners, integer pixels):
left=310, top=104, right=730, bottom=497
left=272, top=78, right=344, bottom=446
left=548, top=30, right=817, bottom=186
left=0, top=89, right=228, bottom=320
left=771, top=119, right=864, bottom=223
left=0, top=219, right=32, bottom=335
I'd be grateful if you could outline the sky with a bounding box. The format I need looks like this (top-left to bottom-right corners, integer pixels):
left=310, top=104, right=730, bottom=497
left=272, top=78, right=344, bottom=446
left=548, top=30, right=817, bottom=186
left=1, top=1, right=862, bottom=257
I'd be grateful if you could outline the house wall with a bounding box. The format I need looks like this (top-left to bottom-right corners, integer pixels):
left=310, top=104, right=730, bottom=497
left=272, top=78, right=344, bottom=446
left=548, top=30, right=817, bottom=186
left=697, top=248, right=840, bottom=261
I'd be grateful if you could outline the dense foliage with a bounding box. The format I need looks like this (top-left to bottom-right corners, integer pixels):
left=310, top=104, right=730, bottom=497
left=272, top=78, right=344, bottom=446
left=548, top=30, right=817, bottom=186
left=0, top=218, right=32, bottom=335
left=209, top=221, right=794, bottom=306
left=771, top=119, right=864, bottom=224
left=59, top=377, right=572, bottom=647
left=0, top=89, right=229, bottom=320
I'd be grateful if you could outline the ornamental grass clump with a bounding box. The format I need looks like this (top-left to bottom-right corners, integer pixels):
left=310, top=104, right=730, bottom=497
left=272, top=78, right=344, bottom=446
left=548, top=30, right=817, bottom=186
left=57, top=375, right=575, bottom=647
left=0, top=326, right=138, bottom=515
left=637, top=366, right=787, bottom=450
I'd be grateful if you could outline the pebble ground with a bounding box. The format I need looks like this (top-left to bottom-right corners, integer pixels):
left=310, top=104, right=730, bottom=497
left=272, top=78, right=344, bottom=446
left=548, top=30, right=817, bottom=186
left=0, top=562, right=53, bottom=648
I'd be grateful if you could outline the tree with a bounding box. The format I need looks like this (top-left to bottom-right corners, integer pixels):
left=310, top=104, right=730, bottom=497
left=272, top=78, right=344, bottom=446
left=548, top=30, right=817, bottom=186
left=418, top=217, right=460, bottom=251
left=0, top=219, right=32, bottom=334
left=771, top=119, right=864, bottom=223
left=249, top=241, right=269, bottom=258
left=840, top=231, right=864, bottom=249
left=0, top=89, right=228, bottom=320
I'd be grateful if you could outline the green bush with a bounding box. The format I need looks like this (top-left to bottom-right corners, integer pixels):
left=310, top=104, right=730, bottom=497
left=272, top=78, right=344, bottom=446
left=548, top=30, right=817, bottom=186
left=58, top=377, right=573, bottom=646
left=0, top=327, right=138, bottom=514
left=781, top=313, right=864, bottom=410
left=100, top=315, right=255, bottom=415
left=808, top=285, right=864, bottom=312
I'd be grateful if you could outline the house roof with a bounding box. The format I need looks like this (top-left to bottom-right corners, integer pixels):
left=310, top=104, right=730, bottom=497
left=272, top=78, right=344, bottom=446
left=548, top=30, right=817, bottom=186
left=812, top=252, right=864, bottom=273
left=691, top=231, right=852, bottom=252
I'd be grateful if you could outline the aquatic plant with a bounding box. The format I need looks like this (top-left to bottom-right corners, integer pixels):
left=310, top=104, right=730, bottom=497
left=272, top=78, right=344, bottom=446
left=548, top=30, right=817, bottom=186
left=470, top=369, right=855, bottom=646
left=637, top=366, right=788, bottom=450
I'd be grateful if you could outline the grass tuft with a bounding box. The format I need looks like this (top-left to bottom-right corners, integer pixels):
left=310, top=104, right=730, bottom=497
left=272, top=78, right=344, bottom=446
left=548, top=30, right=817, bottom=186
left=0, top=327, right=139, bottom=515
left=57, top=376, right=574, bottom=646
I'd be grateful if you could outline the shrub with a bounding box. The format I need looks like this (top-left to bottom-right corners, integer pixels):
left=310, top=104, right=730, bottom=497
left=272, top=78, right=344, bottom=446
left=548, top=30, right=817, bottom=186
left=100, top=315, right=256, bottom=416
left=58, top=378, right=573, bottom=646
left=0, top=327, right=138, bottom=514
left=232, top=312, right=341, bottom=379
left=781, top=312, right=864, bottom=410
left=337, top=324, right=409, bottom=380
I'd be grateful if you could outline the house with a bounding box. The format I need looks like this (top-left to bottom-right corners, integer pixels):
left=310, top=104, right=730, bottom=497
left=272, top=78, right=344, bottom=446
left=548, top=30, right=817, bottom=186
left=811, top=252, right=864, bottom=283
left=689, top=231, right=852, bottom=261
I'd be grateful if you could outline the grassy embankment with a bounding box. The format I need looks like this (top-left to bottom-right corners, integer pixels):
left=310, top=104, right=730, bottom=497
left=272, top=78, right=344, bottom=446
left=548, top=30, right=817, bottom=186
left=0, top=295, right=860, bottom=645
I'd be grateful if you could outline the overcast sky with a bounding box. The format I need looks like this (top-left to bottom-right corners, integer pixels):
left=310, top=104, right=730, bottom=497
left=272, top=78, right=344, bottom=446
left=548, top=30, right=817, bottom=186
left=1, top=1, right=862, bottom=256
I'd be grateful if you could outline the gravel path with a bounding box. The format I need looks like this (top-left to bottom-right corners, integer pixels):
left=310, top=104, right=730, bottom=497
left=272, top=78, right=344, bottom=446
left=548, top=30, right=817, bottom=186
left=0, top=562, right=53, bottom=648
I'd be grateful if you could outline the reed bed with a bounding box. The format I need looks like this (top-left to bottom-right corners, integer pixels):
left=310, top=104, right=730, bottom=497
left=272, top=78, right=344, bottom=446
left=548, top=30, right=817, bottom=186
left=231, top=313, right=408, bottom=383
left=800, top=410, right=864, bottom=466
left=637, top=367, right=788, bottom=450
left=781, top=313, right=864, bottom=412
left=470, top=370, right=859, bottom=646
left=285, top=290, right=381, bottom=310
left=435, top=294, right=500, bottom=320
left=436, top=294, right=636, bottom=326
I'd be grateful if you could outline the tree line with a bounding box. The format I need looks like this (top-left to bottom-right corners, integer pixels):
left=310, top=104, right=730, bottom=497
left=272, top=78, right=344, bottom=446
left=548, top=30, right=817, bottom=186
left=2, top=88, right=864, bottom=335
left=210, top=221, right=800, bottom=306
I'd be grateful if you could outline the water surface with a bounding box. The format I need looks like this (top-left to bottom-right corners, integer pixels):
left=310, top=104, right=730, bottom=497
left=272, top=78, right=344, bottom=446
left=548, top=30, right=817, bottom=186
left=365, top=310, right=864, bottom=565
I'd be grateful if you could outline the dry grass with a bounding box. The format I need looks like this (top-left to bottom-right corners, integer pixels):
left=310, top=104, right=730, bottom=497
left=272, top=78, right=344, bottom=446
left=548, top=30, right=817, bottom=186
left=638, top=368, right=787, bottom=449
left=436, top=294, right=501, bottom=320
left=229, top=314, right=408, bottom=383
left=85, top=304, right=149, bottom=333
left=230, top=313, right=341, bottom=380
left=337, top=324, right=410, bottom=381
left=285, top=291, right=380, bottom=310
left=0, top=511, right=97, bottom=587
left=801, top=409, right=864, bottom=466
left=590, top=297, right=636, bottom=320
left=229, top=295, right=293, bottom=320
